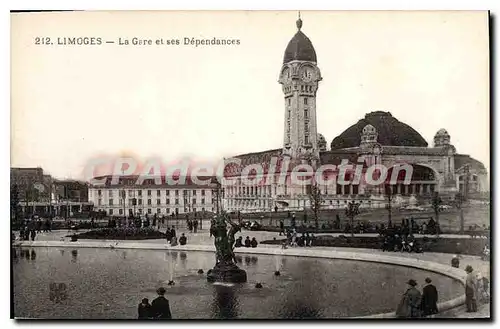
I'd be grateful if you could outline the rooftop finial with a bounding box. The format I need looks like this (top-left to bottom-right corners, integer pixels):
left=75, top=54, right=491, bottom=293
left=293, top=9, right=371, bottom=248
left=296, top=11, right=303, bottom=30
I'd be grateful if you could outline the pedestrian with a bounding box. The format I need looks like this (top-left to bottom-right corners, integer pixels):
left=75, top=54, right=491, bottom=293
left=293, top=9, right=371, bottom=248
left=36, top=219, right=42, bottom=233
left=291, top=229, right=298, bottom=247
left=480, top=275, right=490, bottom=304
left=171, top=226, right=176, bottom=239
left=451, top=255, right=460, bottom=268
left=465, top=265, right=478, bottom=312
left=421, top=278, right=439, bottom=317
left=166, top=227, right=172, bottom=243
left=19, top=226, right=25, bottom=241
left=250, top=237, right=258, bottom=248
left=170, top=236, right=178, bottom=247
left=24, top=227, right=30, bottom=241
left=30, top=229, right=36, bottom=241
left=244, top=236, right=251, bottom=248
left=179, top=233, right=187, bottom=245
left=279, top=220, right=284, bottom=236
left=150, top=287, right=172, bottom=319
left=396, top=279, right=422, bottom=318
left=193, top=219, right=198, bottom=233
left=309, top=233, right=315, bottom=247
left=138, top=298, right=152, bottom=319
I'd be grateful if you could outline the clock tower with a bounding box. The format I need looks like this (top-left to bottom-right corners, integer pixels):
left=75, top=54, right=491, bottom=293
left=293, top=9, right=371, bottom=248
left=279, top=16, right=322, bottom=165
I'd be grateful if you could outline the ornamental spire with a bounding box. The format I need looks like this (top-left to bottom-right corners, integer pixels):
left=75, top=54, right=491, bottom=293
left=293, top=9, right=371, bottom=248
left=296, top=11, right=303, bottom=30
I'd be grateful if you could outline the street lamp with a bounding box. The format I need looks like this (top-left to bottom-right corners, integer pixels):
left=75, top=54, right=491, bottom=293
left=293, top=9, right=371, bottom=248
left=431, top=191, right=442, bottom=237
left=384, top=183, right=393, bottom=228
left=121, top=189, right=126, bottom=222
left=454, top=192, right=466, bottom=235
left=132, top=191, right=137, bottom=218
left=212, top=181, right=222, bottom=215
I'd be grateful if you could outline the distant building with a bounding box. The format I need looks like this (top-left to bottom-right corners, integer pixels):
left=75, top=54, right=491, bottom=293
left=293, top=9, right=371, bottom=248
left=10, top=167, right=53, bottom=202
left=10, top=167, right=93, bottom=218
left=88, top=175, right=218, bottom=217
left=54, top=180, right=89, bottom=203
left=222, top=18, right=488, bottom=213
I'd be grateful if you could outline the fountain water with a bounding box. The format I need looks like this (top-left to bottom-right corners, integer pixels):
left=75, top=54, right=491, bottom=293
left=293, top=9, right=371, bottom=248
left=165, top=252, right=175, bottom=285
left=274, top=249, right=282, bottom=276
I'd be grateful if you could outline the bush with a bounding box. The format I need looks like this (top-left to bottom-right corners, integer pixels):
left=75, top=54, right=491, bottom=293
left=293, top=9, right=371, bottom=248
left=260, top=236, right=487, bottom=255
left=69, top=227, right=167, bottom=240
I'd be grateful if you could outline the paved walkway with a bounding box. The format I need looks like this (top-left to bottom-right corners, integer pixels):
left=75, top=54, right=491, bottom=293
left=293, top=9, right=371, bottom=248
left=14, top=228, right=490, bottom=318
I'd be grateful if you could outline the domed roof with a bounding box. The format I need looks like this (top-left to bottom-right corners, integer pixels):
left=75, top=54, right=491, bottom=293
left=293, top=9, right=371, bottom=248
left=362, top=124, right=377, bottom=134
left=435, top=128, right=449, bottom=136
left=330, top=111, right=428, bottom=150
left=317, top=133, right=327, bottom=151
left=283, top=18, right=317, bottom=64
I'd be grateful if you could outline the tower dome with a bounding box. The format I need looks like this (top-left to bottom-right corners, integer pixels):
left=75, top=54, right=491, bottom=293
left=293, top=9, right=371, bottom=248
left=283, top=17, right=317, bottom=64
left=434, top=128, right=451, bottom=147
left=317, top=133, right=327, bottom=151
left=360, top=124, right=378, bottom=147
left=362, top=124, right=377, bottom=135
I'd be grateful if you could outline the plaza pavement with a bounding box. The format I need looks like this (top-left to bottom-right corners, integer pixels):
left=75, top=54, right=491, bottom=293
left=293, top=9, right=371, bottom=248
left=14, top=228, right=490, bottom=319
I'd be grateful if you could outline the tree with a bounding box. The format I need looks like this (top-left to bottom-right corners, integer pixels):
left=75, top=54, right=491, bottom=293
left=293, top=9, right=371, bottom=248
left=431, top=191, right=442, bottom=237
left=10, top=184, right=21, bottom=224
left=308, top=183, right=323, bottom=228
left=345, top=201, right=360, bottom=237
left=454, top=192, right=466, bottom=235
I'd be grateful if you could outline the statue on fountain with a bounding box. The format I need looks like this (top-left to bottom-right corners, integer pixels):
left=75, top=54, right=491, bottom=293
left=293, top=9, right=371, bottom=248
left=207, top=211, right=247, bottom=283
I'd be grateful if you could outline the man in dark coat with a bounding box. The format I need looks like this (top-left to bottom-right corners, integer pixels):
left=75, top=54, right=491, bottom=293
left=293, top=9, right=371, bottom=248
left=421, top=277, right=439, bottom=316
left=137, top=298, right=152, bottom=319
left=193, top=219, right=198, bottom=233
left=150, top=287, right=172, bottom=319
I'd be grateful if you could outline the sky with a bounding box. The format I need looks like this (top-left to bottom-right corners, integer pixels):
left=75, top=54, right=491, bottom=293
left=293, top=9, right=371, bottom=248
left=11, top=10, right=490, bottom=180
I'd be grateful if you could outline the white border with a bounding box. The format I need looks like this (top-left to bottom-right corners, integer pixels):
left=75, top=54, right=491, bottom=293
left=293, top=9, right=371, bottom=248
left=4, top=1, right=498, bottom=329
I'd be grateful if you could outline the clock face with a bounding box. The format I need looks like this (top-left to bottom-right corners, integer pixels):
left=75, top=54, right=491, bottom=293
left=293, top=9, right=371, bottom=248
left=301, top=66, right=314, bottom=82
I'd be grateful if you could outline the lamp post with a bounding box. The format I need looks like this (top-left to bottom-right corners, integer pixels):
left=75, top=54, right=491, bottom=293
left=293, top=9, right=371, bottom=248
left=455, top=192, right=465, bottom=235
left=455, top=165, right=469, bottom=235
left=431, top=191, right=442, bottom=237
left=212, top=181, right=222, bottom=215
left=121, top=190, right=126, bottom=222
left=385, top=184, right=393, bottom=228
left=132, top=190, right=137, bottom=218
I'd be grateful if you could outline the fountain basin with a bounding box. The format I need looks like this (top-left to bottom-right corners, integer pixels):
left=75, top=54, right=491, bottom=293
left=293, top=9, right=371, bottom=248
left=12, top=246, right=464, bottom=319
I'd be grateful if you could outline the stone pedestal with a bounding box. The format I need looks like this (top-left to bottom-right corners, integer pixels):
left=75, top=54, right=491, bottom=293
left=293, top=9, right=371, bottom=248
left=207, top=261, right=247, bottom=283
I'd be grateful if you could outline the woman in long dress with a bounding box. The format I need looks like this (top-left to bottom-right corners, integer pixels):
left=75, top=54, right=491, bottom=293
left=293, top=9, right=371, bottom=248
left=396, top=279, right=422, bottom=318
